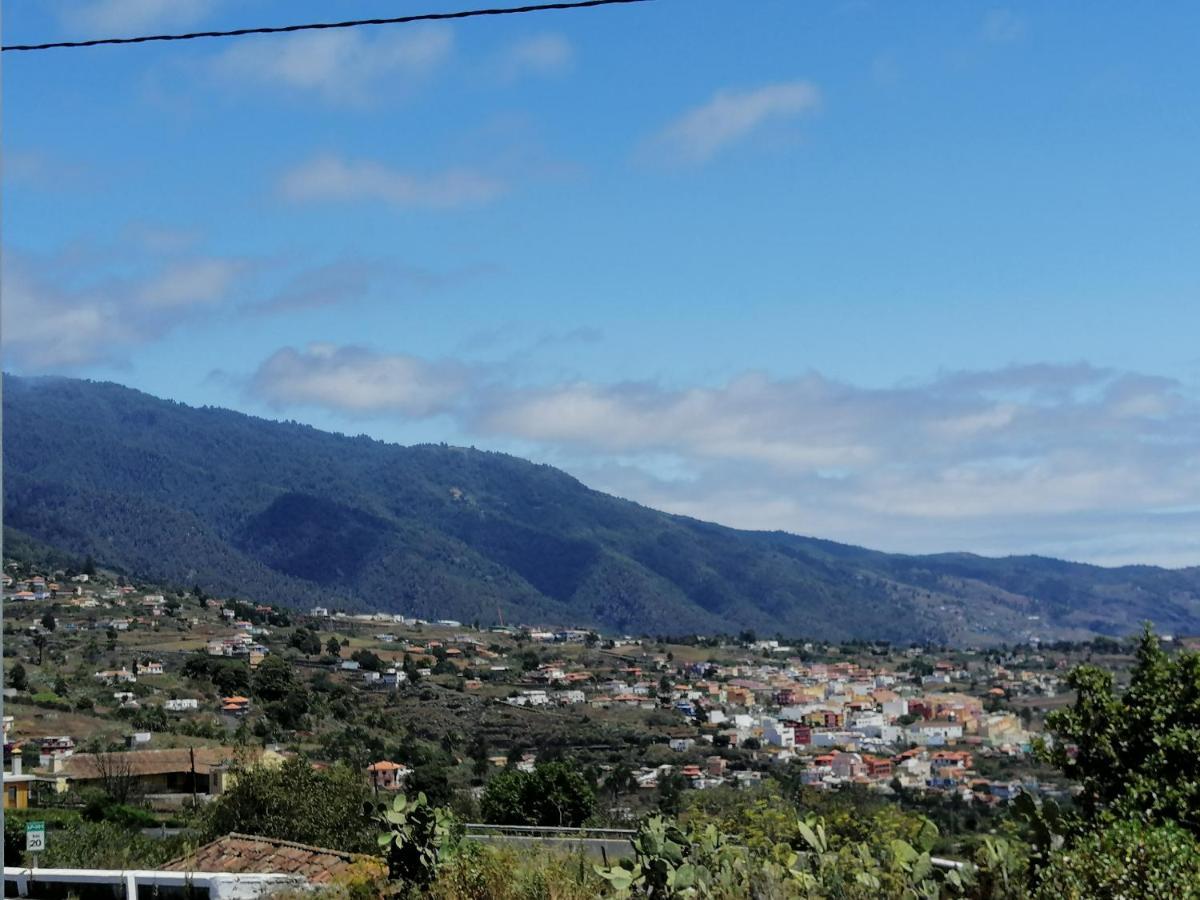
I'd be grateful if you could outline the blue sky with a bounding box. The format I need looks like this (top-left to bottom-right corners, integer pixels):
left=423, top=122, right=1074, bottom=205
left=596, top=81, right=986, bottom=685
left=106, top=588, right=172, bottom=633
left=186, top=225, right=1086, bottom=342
left=5, top=0, right=1200, bottom=566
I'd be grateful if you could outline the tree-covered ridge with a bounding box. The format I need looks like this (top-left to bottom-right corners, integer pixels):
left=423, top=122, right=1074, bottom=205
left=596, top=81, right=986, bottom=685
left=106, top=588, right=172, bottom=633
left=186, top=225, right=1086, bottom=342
left=6, top=374, right=1200, bottom=643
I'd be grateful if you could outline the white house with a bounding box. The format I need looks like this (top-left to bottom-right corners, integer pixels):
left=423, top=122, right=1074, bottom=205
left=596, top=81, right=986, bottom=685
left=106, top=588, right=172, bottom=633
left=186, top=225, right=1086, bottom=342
left=165, top=698, right=199, bottom=712
left=882, top=698, right=909, bottom=719
left=907, top=721, right=964, bottom=746
left=380, top=668, right=407, bottom=689
left=761, top=719, right=796, bottom=750
left=509, top=690, right=549, bottom=707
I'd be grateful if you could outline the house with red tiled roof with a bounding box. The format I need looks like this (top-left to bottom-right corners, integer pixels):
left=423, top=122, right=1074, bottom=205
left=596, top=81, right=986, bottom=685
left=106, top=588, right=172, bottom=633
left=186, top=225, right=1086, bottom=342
left=366, top=760, right=410, bottom=791
left=221, top=696, right=251, bottom=715
left=165, top=833, right=384, bottom=884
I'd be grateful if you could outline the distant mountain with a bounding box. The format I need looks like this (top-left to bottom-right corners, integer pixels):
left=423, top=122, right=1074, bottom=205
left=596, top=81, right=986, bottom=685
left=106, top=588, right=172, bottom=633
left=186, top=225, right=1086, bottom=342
left=5, top=375, right=1200, bottom=644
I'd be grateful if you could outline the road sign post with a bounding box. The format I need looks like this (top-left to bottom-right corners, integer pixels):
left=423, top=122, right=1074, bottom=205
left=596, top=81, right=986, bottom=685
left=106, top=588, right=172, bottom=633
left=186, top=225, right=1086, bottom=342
left=26, top=820, right=45, bottom=866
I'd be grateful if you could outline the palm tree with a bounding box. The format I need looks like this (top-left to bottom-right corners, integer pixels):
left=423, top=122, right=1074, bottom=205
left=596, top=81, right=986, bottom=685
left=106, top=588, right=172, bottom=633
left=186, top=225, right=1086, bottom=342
left=605, top=761, right=636, bottom=800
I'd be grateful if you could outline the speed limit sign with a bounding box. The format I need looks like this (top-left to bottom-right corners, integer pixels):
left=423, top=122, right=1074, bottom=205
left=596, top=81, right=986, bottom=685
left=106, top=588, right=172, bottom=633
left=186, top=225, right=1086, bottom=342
left=25, top=821, right=45, bottom=853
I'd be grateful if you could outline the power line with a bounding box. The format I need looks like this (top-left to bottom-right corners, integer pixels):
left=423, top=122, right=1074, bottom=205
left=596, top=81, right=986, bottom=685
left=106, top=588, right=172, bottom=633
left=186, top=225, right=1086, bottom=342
left=2, top=0, right=656, bottom=53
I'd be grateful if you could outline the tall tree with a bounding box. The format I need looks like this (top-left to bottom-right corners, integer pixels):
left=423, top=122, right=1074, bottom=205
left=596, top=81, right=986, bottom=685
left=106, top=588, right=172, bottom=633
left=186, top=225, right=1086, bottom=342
left=9, top=662, right=28, bottom=692
left=479, top=760, right=595, bottom=827
left=1042, top=625, right=1200, bottom=833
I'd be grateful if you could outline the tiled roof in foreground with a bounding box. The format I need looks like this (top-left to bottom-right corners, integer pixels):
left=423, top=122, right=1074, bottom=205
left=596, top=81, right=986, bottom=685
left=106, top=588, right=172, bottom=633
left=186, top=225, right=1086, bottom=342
left=164, top=833, right=385, bottom=884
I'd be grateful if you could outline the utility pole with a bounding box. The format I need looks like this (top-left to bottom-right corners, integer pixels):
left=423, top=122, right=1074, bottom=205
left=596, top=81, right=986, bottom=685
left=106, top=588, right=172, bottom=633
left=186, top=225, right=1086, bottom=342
left=1, top=2, right=8, bottom=873
left=189, top=746, right=198, bottom=808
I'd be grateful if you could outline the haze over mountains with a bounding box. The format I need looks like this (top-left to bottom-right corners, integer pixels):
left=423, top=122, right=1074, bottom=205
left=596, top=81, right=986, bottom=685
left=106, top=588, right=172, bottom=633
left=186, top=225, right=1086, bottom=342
left=5, top=375, right=1200, bottom=645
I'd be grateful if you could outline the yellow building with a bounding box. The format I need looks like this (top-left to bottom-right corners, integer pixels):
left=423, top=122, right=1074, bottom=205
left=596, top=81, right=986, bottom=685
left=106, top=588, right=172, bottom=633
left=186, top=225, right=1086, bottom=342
left=4, top=749, right=35, bottom=809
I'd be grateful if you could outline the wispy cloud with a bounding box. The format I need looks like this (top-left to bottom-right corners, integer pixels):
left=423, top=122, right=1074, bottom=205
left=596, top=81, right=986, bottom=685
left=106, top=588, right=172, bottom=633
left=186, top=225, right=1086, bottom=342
left=648, top=81, right=822, bottom=165
left=982, top=9, right=1027, bottom=44
left=251, top=258, right=499, bottom=315
left=2, top=247, right=247, bottom=370
left=213, top=26, right=452, bottom=105
left=61, top=0, right=219, bottom=35
left=3, top=151, right=94, bottom=191
left=279, top=155, right=507, bottom=209
left=498, top=33, right=573, bottom=80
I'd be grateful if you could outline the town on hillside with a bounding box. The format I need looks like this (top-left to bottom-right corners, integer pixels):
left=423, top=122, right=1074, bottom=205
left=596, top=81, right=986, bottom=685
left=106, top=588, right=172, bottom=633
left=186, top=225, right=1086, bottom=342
left=2, top=558, right=1144, bottom=825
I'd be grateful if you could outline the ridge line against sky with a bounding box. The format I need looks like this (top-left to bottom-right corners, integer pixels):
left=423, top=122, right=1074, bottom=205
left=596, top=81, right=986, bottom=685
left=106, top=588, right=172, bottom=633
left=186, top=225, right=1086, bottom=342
left=4, top=0, right=1200, bottom=567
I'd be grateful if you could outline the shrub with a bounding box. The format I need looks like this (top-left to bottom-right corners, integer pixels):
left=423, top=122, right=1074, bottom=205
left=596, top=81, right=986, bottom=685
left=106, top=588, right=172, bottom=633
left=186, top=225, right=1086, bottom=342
left=201, top=757, right=373, bottom=852
left=366, top=792, right=455, bottom=895
left=480, top=761, right=595, bottom=828
left=1033, top=818, right=1200, bottom=900
left=430, top=842, right=603, bottom=900
left=37, top=821, right=185, bottom=870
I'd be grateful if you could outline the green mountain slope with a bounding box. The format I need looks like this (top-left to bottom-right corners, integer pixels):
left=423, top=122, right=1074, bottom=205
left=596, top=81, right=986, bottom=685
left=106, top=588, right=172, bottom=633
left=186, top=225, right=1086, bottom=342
left=5, top=375, right=1199, bottom=644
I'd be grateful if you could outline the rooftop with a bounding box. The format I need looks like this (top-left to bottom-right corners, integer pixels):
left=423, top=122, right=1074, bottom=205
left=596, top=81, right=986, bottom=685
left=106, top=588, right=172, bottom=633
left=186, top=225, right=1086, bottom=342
left=164, top=833, right=384, bottom=884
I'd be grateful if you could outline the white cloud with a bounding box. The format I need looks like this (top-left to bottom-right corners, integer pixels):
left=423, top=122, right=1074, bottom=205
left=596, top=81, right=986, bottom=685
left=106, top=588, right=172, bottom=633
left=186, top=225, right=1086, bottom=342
left=279, top=155, right=506, bottom=209
left=499, top=33, right=573, bottom=79
left=2, top=250, right=244, bottom=370
left=63, top=0, right=218, bottom=34
left=250, top=345, right=471, bottom=417
left=136, top=258, right=243, bottom=309
left=1, top=227, right=252, bottom=371
left=214, top=26, right=452, bottom=105
left=242, top=350, right=1200, bottom=564
left=649, top=81, right=822, bottom=165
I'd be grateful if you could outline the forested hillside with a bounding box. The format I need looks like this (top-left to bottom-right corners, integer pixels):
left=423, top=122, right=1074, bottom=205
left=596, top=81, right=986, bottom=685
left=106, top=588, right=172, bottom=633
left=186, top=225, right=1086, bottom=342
left=5, top=375, right=1200, bottom=644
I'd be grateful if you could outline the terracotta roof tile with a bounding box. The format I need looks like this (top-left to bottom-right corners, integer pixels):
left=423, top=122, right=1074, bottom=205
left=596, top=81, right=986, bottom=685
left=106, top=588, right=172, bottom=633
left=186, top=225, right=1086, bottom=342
left=164, top=833, right=384, bottom=884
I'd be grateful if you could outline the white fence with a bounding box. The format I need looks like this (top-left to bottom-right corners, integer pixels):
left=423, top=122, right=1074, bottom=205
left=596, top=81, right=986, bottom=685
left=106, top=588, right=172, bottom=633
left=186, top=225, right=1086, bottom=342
left=3, top=867, right=302, bottom=899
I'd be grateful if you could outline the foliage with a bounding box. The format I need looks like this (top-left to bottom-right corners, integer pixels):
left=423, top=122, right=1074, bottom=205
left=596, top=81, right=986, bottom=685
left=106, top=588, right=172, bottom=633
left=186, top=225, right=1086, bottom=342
left=480, top=761, right=596, bottom=827
left=253, top=653, right=300, bottom=702
left=290, top=627, right=323, bottom=656
left=252, top=654, right=311, bottom=728
left=597, top=808, right=1029, bottom=899
left=366, top=792, right=455, bottom=893
left=1032, top=818, right=1200, bottom=900
left=683, top=783, right=801, bottom=852
left=37, top=820, right=185, bottom=870
left=968, top=837, right=1029, bottom=900
left=1009, top=792, right=1071, bottom=886
left=183, top=653, right=251, bottom=695
left=657, top=771, right=688, bottom=817
left=9, top=662, right=28, bottom=692
left=201, top=757, right=374, bottom=852
left=1041, top=625, right=1200, bottom=833
left=428, top=842, right=603, bottom=900
left=81, top=789, right=160, bottom=828
left=596, top=815, right=745, bottom=898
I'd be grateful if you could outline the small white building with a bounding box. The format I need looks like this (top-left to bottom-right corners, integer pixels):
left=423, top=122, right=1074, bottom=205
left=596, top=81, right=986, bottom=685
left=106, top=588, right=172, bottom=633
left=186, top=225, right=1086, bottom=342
left=762, top=719, right=797, bottom=750
left=508, top=690, right=549, bottom=707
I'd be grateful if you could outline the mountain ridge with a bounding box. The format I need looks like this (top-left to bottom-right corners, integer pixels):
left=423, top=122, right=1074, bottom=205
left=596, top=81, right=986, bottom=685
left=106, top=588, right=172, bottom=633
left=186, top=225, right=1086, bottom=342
left=5, top=374, right=1199, bottom=644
